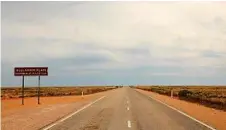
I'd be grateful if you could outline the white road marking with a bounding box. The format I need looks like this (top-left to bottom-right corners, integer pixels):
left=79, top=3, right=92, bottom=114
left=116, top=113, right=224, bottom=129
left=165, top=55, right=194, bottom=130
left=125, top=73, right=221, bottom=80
left=42, top=96, right=106, bottom=130
left=127, top=106, right=130, bottom=111
left=127, top=101, right=129, bottom=104
left=127, top=120, right=131, bottom=128
left=148, top=95, right=216, bottom=130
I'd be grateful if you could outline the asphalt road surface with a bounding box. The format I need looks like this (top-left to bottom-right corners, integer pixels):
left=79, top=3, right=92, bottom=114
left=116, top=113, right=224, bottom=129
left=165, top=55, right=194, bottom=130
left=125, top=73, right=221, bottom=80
left=42, top=87, right=215, bottom=130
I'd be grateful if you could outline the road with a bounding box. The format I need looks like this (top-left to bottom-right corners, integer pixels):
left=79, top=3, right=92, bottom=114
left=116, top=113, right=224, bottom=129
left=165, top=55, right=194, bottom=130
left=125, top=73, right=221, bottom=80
left=42, top=87, right=214, bottom=130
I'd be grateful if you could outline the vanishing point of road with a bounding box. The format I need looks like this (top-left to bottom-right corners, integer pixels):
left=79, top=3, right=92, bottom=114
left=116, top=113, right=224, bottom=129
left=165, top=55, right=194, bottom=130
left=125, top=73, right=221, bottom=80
left=42, top=87, right=215, bottom=130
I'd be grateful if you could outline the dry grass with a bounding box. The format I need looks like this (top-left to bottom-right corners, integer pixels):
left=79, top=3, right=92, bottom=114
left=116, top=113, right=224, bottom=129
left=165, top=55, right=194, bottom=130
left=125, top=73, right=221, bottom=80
left=136, top=85, right=226, bottom=111
left=1, top=86, right=117, bottom=99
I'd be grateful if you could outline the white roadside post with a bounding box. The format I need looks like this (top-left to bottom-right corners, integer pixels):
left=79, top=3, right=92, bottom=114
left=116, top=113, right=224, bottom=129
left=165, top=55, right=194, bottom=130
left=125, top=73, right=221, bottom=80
left=171, top=89, right=173, bottom=98
left=82, top=91, right=84, bottom=99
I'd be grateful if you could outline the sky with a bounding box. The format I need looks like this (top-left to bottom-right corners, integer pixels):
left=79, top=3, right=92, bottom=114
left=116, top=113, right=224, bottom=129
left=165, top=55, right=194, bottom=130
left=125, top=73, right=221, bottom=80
left=1, top=1, right=226, bottom=86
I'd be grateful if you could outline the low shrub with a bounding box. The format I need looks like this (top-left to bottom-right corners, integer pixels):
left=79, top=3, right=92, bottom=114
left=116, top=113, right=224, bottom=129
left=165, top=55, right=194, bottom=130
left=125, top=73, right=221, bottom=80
left=138, top=86, right=226, bottom=111
left=178, top=90, right=193, bottom=98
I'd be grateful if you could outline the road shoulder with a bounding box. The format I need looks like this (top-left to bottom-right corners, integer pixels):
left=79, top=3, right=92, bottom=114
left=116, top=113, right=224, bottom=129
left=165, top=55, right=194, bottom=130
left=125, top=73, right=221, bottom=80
left=1, top=90, right=113, bottom=130
left=136, top=89, right=226, bottom=130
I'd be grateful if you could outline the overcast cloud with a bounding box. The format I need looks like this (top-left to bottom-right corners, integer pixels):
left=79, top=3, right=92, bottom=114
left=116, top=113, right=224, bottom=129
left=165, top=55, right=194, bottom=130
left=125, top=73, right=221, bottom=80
left=1, top=1, right=226, bottom=86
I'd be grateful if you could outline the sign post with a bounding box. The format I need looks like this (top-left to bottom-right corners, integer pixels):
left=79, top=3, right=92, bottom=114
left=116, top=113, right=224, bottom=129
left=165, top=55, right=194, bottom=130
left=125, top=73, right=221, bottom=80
left=22, top=75, right=24, bottom=105
left=14, top=67, right=48, bottom=105
left=38, top=75, right=41, bottom=104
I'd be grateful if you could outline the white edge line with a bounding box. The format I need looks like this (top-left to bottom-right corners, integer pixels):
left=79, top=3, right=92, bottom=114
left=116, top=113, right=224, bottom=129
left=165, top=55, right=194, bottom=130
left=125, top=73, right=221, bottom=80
left=148, top=95, right=216, bottom=130
left=127, top=107, right=130, bottom=111
left=42, top=96, right=106, bottom=130
left=127, top=120, right=131, bottom=128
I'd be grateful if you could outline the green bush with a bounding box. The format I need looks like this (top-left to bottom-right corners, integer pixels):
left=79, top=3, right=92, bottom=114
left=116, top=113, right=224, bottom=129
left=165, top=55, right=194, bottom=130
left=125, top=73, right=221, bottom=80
left=178, top=90, right=193, bottom=98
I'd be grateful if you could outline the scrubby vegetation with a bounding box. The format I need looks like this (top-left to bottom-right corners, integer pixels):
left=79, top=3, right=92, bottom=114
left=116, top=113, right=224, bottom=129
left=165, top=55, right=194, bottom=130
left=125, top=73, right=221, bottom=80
left=1, top=86, right=117, bottom=99
left=136, top=86, right=226, bottom=111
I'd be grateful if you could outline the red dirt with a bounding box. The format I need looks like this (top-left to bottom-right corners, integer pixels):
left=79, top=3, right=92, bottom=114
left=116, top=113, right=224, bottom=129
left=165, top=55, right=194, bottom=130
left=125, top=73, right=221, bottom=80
left=1, top=89, right=111, bottom=130
left=1, top=95, right=94, bottom=117
left=137, top=89, right=226, bottom=130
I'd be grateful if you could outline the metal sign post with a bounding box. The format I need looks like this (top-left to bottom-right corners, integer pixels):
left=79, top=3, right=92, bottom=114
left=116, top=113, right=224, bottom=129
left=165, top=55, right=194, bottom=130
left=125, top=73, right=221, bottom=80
left=38, top=75, right=41, bottom=104
left=22, top=76, right=25, bottom=105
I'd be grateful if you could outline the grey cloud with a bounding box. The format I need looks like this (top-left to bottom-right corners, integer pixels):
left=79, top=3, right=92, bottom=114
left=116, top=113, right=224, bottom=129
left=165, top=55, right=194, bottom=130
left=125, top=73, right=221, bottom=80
left=75, top=42, right=106, bottom=50
left=37, top=54, right=114, bottom=68
left=2, top=2, right=226, bottom=86
left=118, top=47, right=150, bottom=55
left=213, top=17, right=226, bottom=32
left=94, top=65, right=185, bottom=76
left=1, top=1, right=111, bottom=25
left=113, top=42, right=151, bottom=57
left=201, top=50, right=225, bottom=58
left=1, top=53, right=114, bottom=86
left=201, top=16, right=226, bottom=34
left=2, top=2, right=72, bottom=24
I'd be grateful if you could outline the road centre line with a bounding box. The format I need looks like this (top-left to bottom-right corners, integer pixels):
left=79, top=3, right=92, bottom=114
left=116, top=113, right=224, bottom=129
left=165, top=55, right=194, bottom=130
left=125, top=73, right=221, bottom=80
left=42, top=96, right=106, bottom=130
left=127, top=106, right=130, bottom=111
left=127, top=120, right=131, bottom=128
left=148, top=95, right=216, bottom=130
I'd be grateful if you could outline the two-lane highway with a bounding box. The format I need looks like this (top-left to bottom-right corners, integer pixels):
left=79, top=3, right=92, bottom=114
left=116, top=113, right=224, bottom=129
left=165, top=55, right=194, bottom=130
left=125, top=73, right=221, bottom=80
left=42, top=87, right=215, bottom=130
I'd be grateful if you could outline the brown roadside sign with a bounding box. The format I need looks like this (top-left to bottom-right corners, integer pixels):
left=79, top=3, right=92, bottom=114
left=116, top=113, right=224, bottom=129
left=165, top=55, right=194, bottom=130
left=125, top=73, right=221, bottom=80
left=14, top=67, right=48, bottom=76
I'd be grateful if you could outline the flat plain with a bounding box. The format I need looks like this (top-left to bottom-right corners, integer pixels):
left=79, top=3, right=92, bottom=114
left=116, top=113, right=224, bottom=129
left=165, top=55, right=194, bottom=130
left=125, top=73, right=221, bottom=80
left=136, top=85, right=226, bottom=111
left=1, top=86, right=226, bottom=130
